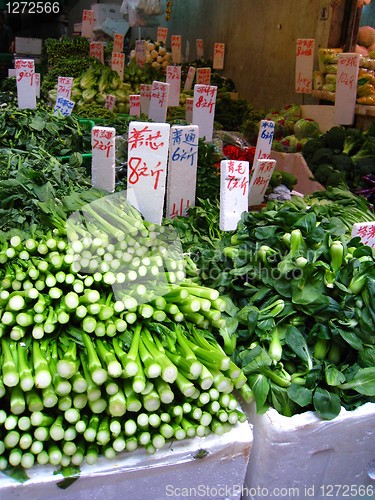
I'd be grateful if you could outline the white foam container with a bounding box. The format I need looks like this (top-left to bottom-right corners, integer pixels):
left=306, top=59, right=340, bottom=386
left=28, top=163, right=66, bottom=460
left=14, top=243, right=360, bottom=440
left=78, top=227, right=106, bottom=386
left=243, top=402, right=375, bottom=500
left=0, top=420, right=253, bottom=500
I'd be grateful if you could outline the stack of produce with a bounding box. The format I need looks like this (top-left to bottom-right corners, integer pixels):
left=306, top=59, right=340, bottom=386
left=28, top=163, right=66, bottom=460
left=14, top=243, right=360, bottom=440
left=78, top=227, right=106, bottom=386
left=129, top=40, right=171, bottom=73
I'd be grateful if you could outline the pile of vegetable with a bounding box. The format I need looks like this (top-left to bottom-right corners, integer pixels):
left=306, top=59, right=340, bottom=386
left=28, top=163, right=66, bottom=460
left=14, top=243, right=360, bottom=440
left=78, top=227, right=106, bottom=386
left=302, top=124, right=375, bottom=198
left=129, top=40, right=171, bottom=73
left=170, top=189, right=375, bottom=419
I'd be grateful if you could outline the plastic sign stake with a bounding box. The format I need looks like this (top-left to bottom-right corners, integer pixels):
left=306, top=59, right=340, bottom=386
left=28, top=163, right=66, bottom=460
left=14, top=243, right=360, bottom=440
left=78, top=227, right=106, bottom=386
left=184, top=66, right=196, bottom=91
left=90, top=42, right=104, bottom=63
left=252, top=120, right=275, bottom=171
left=105, top=94, right=116, bottom=111
left=213, top=43, right=225, bottom=70
left=140, top=84, right=152, bottom=115
left=81, top=10, right=94, bottom=39
left=166, top=65, right=181, bottom=107
left=192, top=84, right=217, bottom=142
left=57, top=76, right=73, bottom=100
left=220, top=160, right=249, bottom=231
left=352, top=222, right=375, bottom=248
left=148, top=81, right=170, bottom=123
left=157, top=27, right=168, bottom=45
left=186, top=98, right=193, bottom=123
left=127, top=122, right=170, bottom=224
left=295, top=38, right=315, bottom=93
left=196, top=67, right=211, bottom=85
left=15, top=58, right=36, bottom=109
left=91, top=126, right=116, bottom=193
left=171, top=35, right=182, bottom=64
left=196, top=39, right=204, bottom=59
left=113, top=33, right=125, bottom=53
left=248, top=159, right=276, bottom=207
left=111, top=52, right=125, bottom=81
left=335, top=53, right=360, bottom=125
left=53, top=96, right=75, bottom=117
left=129, top=95, right=141, bottom=116
left=135, top=40, right=146, bottom=68
left=166, top=125, right=199, bottom=218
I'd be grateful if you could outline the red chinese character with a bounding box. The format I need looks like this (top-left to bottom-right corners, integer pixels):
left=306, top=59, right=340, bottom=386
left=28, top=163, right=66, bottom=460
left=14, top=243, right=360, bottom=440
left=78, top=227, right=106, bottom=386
left=151, top=163, right=164, bottom=190
left=128, top=126, right=164, bottom=150
left=128, top=157, right=149, bottom=185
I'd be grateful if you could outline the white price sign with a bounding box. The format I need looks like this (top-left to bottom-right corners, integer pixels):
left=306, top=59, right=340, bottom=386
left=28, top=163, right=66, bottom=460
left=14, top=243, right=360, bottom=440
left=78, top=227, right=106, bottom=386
left=135, top=40, right=146, bottom=68
left=129, top=95, right=141, bottom=116
left=34, top=72, right=40, bottom=99
left=352, top=222, right=375, bottom=248
left=295, top=38, right=315, bottom=94
left=196, top=67, right=211, bottom=85
left=213, top=43, right=225, bottom=70
left=253, top=120, right=275, bottom=171
left=53, top=96, right=75, bottom=117
left=166, top=65, right=181, bottom=107
left=91, top=126, right=116, bottom=193
left=140, top=84, right=152, bottom=115
left=15, top=58, right=36, bottom=109
left=335, top=53, right=360, bottom=125
left=148, top=81, right=170, bottom=123
left=157, top=27, right=168, bottom=45
left=81, top=10, right=94, bottom=39
left=171, top=35, right=182, bottom=64
left=220, top=160, right=249, bottom=231
left=57, top=76, right=73, bottom=100
left=90, top=42, right=104, bottom=63
left=186, top=98, right=193, bottom=123
left=184, top=66, right=196, bottom=91
left=196, top=39, right=204, bottom=59
left=248, top=159, right=276, bottom=206
left=192, top=84, right=217, bottom=142
left=105, top=94, right=116, bottom=111
left=113, top=33, right=125, bottom=53
left=111, top=52, right=125, bottom=81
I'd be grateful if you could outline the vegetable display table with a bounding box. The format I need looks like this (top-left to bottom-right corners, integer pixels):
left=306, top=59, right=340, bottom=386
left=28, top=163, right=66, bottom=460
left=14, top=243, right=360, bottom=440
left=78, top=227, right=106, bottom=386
left=0, top=420, right=253, bottom=500
left=243, top=402, right=375, bottom=500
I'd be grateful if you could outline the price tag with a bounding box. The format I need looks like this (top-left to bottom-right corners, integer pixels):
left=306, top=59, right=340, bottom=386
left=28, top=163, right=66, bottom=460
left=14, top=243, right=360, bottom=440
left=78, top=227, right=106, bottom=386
left=186, top=98, right=193, bottom=123
left=81, top=9, right=94, bottom=39
left=105, top=94, right=116, bottom=111
left=130, top=95, right=141, bottom=116
left=184, top=66, right=196, bottom=91
left=196, top=39, right=204, bottom=59
left=111, top=52, right=125, bottom=81
left=140, top=84, right=152, bottom=115
left=171, top=35, right=182, bottom=64
left=192, top=84, right=217, bottom=142
left=253, top=120, right=275, bottom=171
left=166, top=65, right=181, bottom=107
left=157, top=27, right=168, bottom=45
left=90, top=42, right=104, bottom=63
left=166, top=125, right=199, bottom=219
left=248, top=159, right=276, bottom=206
left=127, top=122, right=170, bottom=224
left=196, top=67, right=211, bottom=85
left=335, top=53, right=360, bottom=125
left=34, top=73, right=40, bottom=99
left=352, top=222, right=375, bottom=248
left=15, top=58, right=36, bottom=109
left=148, top=81, right=170, bottom=123
left=91, top=126, right=116, bottom=193
left=53, top=96, right=75, bottom=117
left=136, top=40, right=146, bottom=68
left=220, top=160, right=249, bottom=231
left=57, top=76, right=74, bottom=100
left=295, top=38, right=315, bottom=94
left=113, top=33, right=125, bottom=53
left=213, top=43, right=225, bottom=70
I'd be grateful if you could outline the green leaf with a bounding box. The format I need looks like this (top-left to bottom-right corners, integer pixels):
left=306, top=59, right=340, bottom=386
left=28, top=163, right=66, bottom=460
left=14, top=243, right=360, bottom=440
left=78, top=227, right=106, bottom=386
left=313, top=387, right=341, bottom=420
left=291, top=282, right=323, bottom=305
left=248, top=373, right=270, bottom=413
left=287, top=383, right=313, bottom=407
left=324, top=364, right=346, bottom=386
left=340, top=367, right=375, bottom=396
left=239, top=345, right=272, bottom=375
left=54, top=465, right=80, bottom=490
left=285, top=325, right=313, bottom=370
left=336, top=328, right=363, bottom=350
left=270, top=382, right=299, bottom=416
left=292, top=212, right=316, bottom=233
left=1, top=466, right=29, bottom=483
left=29, top=115, right=45, bottom=131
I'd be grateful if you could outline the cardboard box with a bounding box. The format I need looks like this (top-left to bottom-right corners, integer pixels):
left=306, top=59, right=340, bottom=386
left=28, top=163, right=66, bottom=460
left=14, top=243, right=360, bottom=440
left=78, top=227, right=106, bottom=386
left=300, top=104, right=337, bottom=133
left=91, top=3, right=122, bottom=29
left=15, top=37, right=43, bottom=55
left=243, top=402, right=375, bottom=500
left=0, top=420, right=253, bottom=500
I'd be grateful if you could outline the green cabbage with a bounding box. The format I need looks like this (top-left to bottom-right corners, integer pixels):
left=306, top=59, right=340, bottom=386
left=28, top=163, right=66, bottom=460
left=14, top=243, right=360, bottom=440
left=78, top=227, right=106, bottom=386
left=82, top=88, right=97, bottom=101
left=294, top=118, right=321, bottom=140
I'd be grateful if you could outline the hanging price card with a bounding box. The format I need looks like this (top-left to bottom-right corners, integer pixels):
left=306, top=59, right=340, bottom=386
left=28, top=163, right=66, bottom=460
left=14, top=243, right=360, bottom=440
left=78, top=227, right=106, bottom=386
left=252, top=120, right=275, bottom=171
left=248, top=159, right=276, bottom=206
left=105, top=94, right=116, bottom=111
left=90, top=42, right=104, bottom=63
left=53, top=96, right=75, bottom=117
left=196, top=39, right=204, bottom=59
left=213, top=43, right=225, bottom=70
left=166, top=65, right=181, bottom=107
left=220, top=160, right=249, bottom=231
left=113, top=33, right=125, bottom=53
left=81, top=10, right=94, bottom=39
left=135, top=40, right=146, bottom=68
left=15, top=58, right=36, bottom=109
left=166, top=125, right=199, bottom=219
left=171, top=35, right=182, bottom=64
left=148, top=81, right=170, bottom=123
left=295, top=38, right=315, bottom=94
left=184, top=66, right=196, bottom=91
left=192, top=84, right=217, bottom=142
left=130, top=95, right=141, bottom=116
left=127, top=122, right=170, bottom=224
left=335, top=53, right=360, bottom=125
left=352, top=222, right=375, bottom=248
left=196, top=67, right=211, bottom=85
left=157, top=27, right=168, bottom=45
left=91, top=126, right=116, bottom=193
left=186, top=98, right=193, bottom=123
left=34, top=73, right=40, bottom=99
left=140, top=84, right=152, bottom=115
left=111, top=52, right=125, bottom=81
left=57, top=76, right=73, bottom=100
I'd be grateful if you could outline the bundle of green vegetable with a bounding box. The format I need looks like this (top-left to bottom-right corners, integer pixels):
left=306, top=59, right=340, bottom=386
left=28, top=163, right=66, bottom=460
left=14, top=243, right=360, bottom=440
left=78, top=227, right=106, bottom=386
left=170, top=190, right=375, bottom=419
left=43, top=37, right=90, bottom=70
left=0, top=193, right=248, bottom=476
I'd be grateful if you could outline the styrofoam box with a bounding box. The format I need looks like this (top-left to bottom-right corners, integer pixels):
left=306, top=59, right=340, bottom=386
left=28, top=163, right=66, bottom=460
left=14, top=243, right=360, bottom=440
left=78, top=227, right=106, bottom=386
left=243, top=402, right=375, bottom=500
left=91, top=3, right=122, bottom=29
left=0, top=420, right=253, bottom=500
left=15, top=37, right=43, bottom=55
